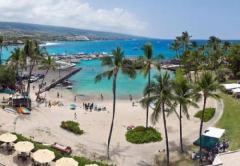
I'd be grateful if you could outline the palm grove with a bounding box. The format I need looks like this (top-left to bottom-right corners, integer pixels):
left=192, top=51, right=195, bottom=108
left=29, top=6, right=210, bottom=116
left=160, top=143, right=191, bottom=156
left=0, top=38, right=56, bottom=97
left=95, top=32, right=240, bottom=165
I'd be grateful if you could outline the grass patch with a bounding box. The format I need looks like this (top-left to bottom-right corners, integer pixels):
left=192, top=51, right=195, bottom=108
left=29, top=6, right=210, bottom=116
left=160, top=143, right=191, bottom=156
left=194, top=108, right=215, bottom=122
left=14, top=133, right=110, bottom=166
left=125, top=126, right=162, bottom=144
left=61, top=121, right=83, bottom=135
left=216, top=93, right=240, bottom=150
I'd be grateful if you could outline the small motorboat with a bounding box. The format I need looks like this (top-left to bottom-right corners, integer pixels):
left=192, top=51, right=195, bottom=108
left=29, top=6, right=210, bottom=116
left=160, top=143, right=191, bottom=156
left=66, top=86, right=73, bottom=89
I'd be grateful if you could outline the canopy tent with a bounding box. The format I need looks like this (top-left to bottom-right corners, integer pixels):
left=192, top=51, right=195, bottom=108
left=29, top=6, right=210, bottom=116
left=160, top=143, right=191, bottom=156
left=193, top=135, right=219, bottom=149
left=203, top=127, right=225, bottom=139
left=14, top=141, right=34, bottom=153
left=222, top=84, right=240, bottom=90
left=55, top=157, right=78, bottom=166
left=32, top=149, right=55, bottom=163
left=0, top=133, right=17, bottom=143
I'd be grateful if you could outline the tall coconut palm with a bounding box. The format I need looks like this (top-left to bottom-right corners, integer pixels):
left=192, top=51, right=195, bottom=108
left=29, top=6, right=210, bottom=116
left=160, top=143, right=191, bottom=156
left=172, top=70, right=199, bottom=153
left=138, top=43, right=161, bottom=128
left=141, top=72, right=174, bottom=166
left=170, top=39, right=181, bottom=58
left=180, top=31, right=191, bottom=52
left=95, top=47, right=136, bottom=159
left=23, top=40, right=45, bottom=95
left=194, top=72, right=221, bottom=161
left=36, top=55, right=56, bottom=100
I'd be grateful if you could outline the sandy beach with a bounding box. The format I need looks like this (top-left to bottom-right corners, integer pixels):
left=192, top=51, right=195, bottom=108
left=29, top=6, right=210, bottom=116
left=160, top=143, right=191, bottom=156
left=0, top=77, right=223, bottom=166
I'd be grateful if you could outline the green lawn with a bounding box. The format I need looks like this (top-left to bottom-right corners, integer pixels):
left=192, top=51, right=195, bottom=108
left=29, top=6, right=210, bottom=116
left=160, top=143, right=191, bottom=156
left=216, top=93, right=240, bottom=150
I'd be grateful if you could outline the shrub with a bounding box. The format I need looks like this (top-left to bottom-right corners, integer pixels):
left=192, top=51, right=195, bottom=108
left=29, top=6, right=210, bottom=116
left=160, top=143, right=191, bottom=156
left=125, top=126, right=162, bottom=144
left=194, top=108, right=216, bottom=122
left=61, top=121, right=83, bottom=135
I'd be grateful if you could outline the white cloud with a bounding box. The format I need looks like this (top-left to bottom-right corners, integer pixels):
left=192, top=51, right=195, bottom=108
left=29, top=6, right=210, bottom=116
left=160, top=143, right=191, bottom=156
left=0, top=0, right=148, bottom=36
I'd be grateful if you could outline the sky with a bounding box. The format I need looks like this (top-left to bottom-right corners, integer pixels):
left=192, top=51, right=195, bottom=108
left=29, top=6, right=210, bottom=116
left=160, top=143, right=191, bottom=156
left=0, top=0, right=239, bottom=39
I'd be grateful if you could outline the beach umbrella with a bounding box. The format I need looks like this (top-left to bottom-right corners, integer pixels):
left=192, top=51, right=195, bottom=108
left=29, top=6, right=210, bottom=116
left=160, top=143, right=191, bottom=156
left=14, top=141, right=34, bottom=153
left=55, top=157, right=78, bottom=166
left=32, top=149, right=55, bottom=163
left=0, top=133, right=17, bottom=143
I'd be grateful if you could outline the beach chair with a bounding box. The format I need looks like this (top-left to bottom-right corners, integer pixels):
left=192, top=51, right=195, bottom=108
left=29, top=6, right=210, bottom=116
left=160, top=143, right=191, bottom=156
left=51, top=142, right=72, bottom=154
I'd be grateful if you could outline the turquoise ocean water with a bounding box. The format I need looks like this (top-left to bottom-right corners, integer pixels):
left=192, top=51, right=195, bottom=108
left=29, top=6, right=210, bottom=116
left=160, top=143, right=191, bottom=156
left=1, top=39, right=178, bottom=98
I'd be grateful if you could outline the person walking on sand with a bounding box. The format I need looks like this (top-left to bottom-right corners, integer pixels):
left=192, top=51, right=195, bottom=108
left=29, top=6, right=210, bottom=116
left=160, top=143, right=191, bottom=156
left=129, top=94, right=133, bottom=101
left=74, top=95, right=77, bottom=102
left=48, top=101, right=52, bottom=107
left=101, top=93, right=103, bottom=101
left=57, top=92, right=59, bottom=98
left=74, top=112, right=77, bottom=120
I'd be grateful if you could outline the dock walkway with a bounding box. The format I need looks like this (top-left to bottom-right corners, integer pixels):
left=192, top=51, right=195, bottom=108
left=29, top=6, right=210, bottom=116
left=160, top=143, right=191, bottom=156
left=39, top=67, right=81, bottom=93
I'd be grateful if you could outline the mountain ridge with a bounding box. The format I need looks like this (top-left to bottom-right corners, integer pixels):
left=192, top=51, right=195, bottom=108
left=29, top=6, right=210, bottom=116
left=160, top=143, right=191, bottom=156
left=0, top=21, right=143, bottom=41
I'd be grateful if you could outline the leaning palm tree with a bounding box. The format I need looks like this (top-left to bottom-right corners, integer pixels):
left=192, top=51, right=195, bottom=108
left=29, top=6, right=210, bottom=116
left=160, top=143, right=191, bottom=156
left=36, top=55, right=56, bottom=100
left=172, top=70, right=198, bottom=153
left=141, top=72, right=174, bottom=166
left=95, top=47, right=136, bottom=159
left=194, top=71, right=221, bottom=161
left=138, top=43, right=161, bottom=128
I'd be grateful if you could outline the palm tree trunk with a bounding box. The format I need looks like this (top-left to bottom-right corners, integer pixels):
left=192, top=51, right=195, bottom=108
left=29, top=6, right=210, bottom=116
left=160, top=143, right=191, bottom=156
left=162, top=104, right=170, bottom=166
left=0, top=47, right=2, bottom=65
left=107, top=73, right=117, bottom=159
left=179, top=104, right=183, bottom=153
left=27, top=62, right=35, bottom=95
left=146, top=69, right=151, bottom=128
left=36, top=69, right=49, bottom=100
left=199, top=96, right=207, bottom=162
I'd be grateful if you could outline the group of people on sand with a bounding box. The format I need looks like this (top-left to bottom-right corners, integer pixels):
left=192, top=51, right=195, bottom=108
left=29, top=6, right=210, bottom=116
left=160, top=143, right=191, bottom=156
left=192, top=139, right=230, bottom=164
left=83, top=102, right=94, bottom=111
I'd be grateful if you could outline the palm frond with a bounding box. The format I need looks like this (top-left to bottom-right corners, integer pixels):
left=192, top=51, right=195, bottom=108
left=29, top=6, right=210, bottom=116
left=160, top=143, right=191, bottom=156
left=101, top=56, right=113, bottom=67
left=95, top=70, right=114, bottom=83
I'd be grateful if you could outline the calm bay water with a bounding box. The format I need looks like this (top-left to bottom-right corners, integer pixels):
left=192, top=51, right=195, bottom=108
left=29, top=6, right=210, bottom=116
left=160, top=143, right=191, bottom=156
left=3, top=39, right=176, bottom=98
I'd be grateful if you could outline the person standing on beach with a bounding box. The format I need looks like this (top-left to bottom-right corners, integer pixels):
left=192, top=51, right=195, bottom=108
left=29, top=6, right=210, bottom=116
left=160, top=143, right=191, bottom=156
left=101, top=94, right=103, bottom=101
left=129, top=94, right=133, bottom=101
left=57, top=92, right=59, bottom=98
left=74, top=95, right=77, bottom=102
left=74, top=112, right=77, bottom=120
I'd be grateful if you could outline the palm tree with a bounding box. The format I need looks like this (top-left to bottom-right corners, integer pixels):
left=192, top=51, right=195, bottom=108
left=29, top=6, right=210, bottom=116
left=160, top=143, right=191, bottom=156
left=36, top=55, right=56, bottom=100
left=0, top=36, right=7, bottom=65
left=170, top=39, right=181, bottom=58
left=8, top=48, right=23, bottom=76
left=172, top=70, right=198, bottom=153
left=194, top=72, right=221, bottom=161
left=141, top=72, right=174, bottom=166
left=95, top=47, right=136, bottom=159
left=23, top=40, right=45, bottom=95
left=138, top=43, right=161, bottom=128
left=180, top=31, right=191, bottom=52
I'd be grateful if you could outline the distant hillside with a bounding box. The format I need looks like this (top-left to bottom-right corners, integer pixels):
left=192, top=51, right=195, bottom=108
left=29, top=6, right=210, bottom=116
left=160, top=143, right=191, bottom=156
left=0, top=21, right=139, bottom=41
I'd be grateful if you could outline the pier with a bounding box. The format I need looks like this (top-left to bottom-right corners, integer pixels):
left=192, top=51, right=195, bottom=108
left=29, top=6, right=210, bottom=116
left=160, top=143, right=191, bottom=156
left=39, top=67, right=81, bottom=93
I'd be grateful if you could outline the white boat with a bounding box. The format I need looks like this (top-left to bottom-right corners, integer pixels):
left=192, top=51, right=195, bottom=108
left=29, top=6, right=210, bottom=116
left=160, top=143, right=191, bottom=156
left=66, top=86, right=73, bottom=89
left=56, top=60, right=76, bottom=70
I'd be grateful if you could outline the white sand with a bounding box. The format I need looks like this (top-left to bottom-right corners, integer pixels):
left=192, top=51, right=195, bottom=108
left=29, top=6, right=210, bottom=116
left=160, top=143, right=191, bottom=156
left=0, top=83, right=223, bottom=166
